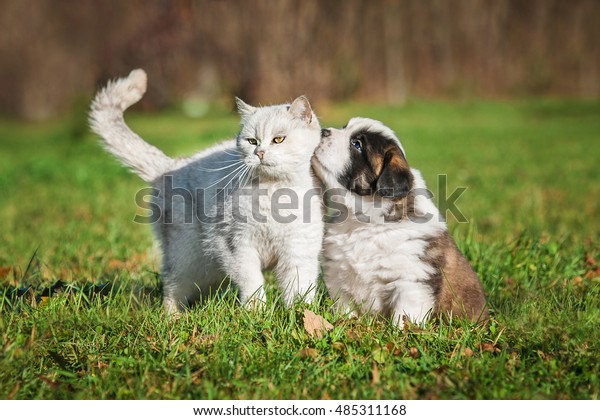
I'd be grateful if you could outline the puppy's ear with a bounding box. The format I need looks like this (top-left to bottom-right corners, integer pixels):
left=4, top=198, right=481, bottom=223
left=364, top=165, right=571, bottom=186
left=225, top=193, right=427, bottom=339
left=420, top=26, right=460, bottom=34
left=376, top=150, right=412, bottom=199
left=288, top=96, right=313, bottom=124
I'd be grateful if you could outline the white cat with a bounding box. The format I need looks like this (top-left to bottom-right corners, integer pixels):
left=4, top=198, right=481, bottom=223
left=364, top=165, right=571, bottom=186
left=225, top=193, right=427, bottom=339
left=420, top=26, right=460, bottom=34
left=89, top=69, right=323, bottom=313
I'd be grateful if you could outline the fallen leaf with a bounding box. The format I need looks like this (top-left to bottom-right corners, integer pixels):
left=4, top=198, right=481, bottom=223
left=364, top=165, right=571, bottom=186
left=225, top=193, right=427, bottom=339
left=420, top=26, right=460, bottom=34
left=482, top=343, right=496, bottom=352
left=372, top=346, right=388, bottom=364
left=585, top=255, right=597, bottom=268
left=198, top=334, right=217, bottom=346
left=6, top=381, right=21, bottom=399
left=371, top=362, right=380, bottom=385
left=38, top=376, right=60, bottom=391
left=346, top=329, right=360, bottom=341
left=39, top=296, right=50, bottom=308
left=28, top=325, right=36, bottom=349
left=332, top=342, right=346, bottom=352
left=297, top=348, right=319, bottom=359
left=462, top=347, right=474, bottom=357
left=0, top=266, right=12, bottom=279
left=409, top=347, right=419, bottom=358
left=536, top=350, right=550, bottom=361
left=303, top=309, right=333, bottom=338
left=108, top=259, right=127, bottom=270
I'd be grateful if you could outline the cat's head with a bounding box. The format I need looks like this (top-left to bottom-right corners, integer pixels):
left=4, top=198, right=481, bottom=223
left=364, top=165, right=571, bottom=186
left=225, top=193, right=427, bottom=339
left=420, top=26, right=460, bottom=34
left=235, top=96, right=321, bottom=180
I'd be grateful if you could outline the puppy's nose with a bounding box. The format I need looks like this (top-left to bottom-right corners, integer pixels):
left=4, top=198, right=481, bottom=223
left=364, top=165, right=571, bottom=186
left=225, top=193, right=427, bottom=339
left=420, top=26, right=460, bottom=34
left=255, top=150, right=265, bottom=160
left=321, top=128, right=332, bottom=138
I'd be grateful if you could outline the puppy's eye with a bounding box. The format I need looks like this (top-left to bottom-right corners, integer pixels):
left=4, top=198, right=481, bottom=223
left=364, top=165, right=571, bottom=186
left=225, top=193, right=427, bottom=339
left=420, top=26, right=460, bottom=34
left=272, top=136, right=286, bottom=144
left=351, top=139, right=363, bottom=152
left=247, top=138, right=258, bottom=145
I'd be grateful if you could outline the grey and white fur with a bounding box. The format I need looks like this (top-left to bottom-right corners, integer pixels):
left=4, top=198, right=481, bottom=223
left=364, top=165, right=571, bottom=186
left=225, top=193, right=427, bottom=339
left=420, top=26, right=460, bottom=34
left=90, top=69, right=324, bottom=313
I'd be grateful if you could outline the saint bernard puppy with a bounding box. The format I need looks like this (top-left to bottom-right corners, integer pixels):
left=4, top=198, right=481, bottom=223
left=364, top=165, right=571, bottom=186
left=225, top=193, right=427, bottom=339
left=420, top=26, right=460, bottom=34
left=311, top=118, right=487, bottom=327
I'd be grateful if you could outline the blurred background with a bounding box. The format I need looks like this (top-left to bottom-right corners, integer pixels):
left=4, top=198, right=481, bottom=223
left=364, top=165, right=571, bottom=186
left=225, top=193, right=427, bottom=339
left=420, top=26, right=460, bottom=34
left=0, top=0, right=598, bottom=120
left=1, top=1, right=599, bottom=400
left=1, top=0, right=599, bottom=274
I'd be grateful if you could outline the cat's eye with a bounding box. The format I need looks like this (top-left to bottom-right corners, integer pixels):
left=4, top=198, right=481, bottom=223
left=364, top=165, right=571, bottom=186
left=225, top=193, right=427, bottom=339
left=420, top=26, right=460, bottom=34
left=272, top=136, right=286, bottom=144
left=351, top=139, right=363, bottom=152
left=247, top=138, right=258, bottom=145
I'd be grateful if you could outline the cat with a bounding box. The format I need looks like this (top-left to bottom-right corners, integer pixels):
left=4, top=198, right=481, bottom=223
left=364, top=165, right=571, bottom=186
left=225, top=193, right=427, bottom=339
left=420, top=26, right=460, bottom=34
left=89, top=69, right=323, bottom=313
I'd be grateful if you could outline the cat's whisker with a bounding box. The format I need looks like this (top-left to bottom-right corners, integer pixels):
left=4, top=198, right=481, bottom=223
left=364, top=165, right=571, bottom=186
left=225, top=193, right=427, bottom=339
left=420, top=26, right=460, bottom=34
left=221, top=165, right=252, bottom=197
left=239, top=166, right=255, bottom=189
left=205, top=167, right=245, bottom=191
left=233, top=167, right=252, bottom=194
left=209, top=175, right=243, bottom=201
left=200, top=151, right=242, bottom=165
left=197, top=160, right=244, bottom=173
left=205, top=158, right=241, bottom=165
left=216, top=163, right=256, bottom=201
left=205, top=163, right=249, bottom=193
left=222, top=149, right=242, bottom=157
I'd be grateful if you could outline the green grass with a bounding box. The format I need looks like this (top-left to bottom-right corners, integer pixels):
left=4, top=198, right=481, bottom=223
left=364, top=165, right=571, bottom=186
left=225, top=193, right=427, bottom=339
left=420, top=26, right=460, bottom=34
left=1, top=100, right=599, bottom=399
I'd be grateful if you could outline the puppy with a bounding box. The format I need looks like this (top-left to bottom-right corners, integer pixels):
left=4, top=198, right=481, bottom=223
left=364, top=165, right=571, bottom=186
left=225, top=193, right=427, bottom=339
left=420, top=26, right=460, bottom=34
left=311, top=118, right=487, bottom=327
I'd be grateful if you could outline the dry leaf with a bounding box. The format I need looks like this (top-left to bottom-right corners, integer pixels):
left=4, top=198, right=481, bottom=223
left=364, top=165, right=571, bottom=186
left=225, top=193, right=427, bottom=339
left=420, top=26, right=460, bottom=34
left=38, top=375, right=60, bottom=390
left=39, top=296, right=50, bottom=308
left=0, top=266, right=12, bottom=280
left=462, top=347, right=474, bottom=357
left=536, top=350, right=550, bottom=361
left=409, top=347, right=419, bottom=358
left=108, top=259, right=127, bottom=270
left=303, top=309, right=333, bottom=338
left=298, top=348, right=319, bottom=359
left=97, top=361, right=109, bottom=371
left=346, top=329, right=360, bottom=341
left=6, top=381, right=21, bottom=399
left=482, top=343, right=496, bottom=353
left=371, top=362, right=380, bottom=385
left=332, top=342, right=346, bottom=352
left=585, top=255, right=597, bottom=268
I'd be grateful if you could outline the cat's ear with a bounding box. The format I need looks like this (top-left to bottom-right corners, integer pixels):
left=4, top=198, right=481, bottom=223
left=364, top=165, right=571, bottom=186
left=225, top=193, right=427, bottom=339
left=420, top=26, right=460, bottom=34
left=288, top=96, right=313, bottom=124
left=235, top=97, right=257, bottom=117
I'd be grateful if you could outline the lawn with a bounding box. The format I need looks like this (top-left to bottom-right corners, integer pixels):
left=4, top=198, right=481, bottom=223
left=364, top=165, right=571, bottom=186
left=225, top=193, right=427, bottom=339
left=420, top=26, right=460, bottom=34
left=0, top=99, right=599, bottom=399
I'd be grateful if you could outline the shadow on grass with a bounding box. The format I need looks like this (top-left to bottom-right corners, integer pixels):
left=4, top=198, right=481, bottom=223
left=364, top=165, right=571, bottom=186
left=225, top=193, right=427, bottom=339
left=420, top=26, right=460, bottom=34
left=0, top=279, right=162, bottom=311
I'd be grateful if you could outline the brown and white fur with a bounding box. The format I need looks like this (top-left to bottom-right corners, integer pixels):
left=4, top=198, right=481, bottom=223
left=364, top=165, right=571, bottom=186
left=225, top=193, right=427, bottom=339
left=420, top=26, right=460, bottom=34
left=311, top=118, right=487, bottom=327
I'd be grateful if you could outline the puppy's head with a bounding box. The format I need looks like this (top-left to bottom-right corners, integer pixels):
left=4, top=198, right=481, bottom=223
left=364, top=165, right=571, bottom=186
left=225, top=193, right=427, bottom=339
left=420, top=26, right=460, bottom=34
left=312, top=117, right=413, bottom=199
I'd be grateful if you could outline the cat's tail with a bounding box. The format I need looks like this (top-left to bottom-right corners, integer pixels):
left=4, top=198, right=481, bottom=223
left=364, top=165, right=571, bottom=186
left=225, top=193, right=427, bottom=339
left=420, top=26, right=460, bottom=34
left=89, top=69, right=173, bottom=182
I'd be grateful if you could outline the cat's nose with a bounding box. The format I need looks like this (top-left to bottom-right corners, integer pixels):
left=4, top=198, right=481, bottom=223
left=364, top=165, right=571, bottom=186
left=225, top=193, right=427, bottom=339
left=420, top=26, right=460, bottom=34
left=255, top=150, right=265, bottom=160
left=321, top=129, right=332, bottom=138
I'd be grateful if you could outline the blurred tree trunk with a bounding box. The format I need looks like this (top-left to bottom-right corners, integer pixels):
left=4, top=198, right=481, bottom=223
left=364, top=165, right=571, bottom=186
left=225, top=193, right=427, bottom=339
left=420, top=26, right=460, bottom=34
left=0, top=0, right=597, bottom=119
